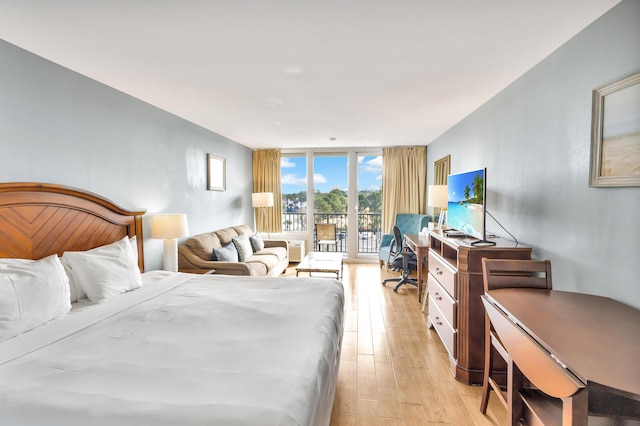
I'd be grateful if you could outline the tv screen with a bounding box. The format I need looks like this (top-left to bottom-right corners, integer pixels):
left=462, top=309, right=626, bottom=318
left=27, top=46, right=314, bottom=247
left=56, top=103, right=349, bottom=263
left=447, top=168, right=486, bottom=241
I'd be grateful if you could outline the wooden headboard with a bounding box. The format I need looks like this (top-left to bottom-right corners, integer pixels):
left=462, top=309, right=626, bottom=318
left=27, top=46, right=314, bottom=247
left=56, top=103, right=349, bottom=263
left=0, top=182, right=146, bottom=271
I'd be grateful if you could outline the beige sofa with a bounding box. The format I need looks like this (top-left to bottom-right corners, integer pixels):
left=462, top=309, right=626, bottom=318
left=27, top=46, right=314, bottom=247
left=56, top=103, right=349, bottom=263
left=177, top=224, right=289, bottom=276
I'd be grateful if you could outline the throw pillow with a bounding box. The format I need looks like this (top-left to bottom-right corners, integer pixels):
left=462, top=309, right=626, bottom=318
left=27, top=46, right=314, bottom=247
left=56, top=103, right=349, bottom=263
left=250, top=233, right=265, bottom=252
left=212, top=243, right=238, bottom=262
left=232, top=234, right=254, bottom=262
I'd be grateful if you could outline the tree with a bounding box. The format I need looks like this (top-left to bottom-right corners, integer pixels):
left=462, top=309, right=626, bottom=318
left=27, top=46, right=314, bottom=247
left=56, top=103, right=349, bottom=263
left=358, top=190, right=381, bottom=212
left=283, top=188, right=381, bottom=213
left=472, top=173, right=484, bottom=204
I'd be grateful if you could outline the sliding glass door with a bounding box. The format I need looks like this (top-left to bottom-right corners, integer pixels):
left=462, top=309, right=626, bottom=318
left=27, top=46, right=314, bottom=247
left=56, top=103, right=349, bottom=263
left=281, top=149, right=381, bottom=261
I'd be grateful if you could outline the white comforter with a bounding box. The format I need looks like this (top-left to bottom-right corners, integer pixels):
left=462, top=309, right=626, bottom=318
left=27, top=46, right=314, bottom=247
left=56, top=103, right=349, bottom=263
left=0, top=272, right=344, bottom=426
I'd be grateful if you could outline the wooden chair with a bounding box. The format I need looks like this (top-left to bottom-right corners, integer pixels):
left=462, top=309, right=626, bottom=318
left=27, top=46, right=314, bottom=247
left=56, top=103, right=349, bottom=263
left=480, top=258, right=553, bottom=424
left=315, top=223, right=337, bottom=251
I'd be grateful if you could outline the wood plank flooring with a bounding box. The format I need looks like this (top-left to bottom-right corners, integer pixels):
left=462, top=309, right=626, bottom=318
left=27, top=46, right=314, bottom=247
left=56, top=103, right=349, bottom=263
left=284, top=262, right=508, bottom=426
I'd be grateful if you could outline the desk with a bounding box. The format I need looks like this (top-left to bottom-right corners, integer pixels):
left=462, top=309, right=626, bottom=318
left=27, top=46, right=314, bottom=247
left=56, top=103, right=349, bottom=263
left=486, top=289, right=640, bottom=402
left=404, top=233, right=429, bottom=302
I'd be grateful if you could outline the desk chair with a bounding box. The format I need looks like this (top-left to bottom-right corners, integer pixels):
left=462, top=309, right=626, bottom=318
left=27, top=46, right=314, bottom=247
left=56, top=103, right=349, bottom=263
left=378, top=213, right=430, bottom=268
left=381, top=226, right=418, bottom=292
left=315, top=223, right=337, bottom=251
left=480, top=258, right=553, bottom=425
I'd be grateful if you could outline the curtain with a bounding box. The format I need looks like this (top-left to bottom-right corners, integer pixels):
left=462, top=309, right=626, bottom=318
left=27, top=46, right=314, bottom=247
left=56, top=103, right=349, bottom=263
left=381, top=146, right=427, bottom=234
left=252, top=149, right=282, bottom=233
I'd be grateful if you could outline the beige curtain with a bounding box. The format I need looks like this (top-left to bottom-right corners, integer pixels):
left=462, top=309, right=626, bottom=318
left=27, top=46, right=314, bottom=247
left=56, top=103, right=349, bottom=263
left=252, top=149, right=282, bottom=233
left=381, top=146, right=427, bottom=234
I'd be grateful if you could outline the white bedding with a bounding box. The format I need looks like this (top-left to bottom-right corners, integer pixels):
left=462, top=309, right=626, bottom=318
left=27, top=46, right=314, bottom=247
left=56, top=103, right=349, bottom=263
left=0, top=271, right=345, bottom=426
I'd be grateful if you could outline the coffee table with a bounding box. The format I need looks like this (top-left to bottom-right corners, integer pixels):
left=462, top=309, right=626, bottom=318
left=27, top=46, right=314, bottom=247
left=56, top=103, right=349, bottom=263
left=295, top=251, right=343, bottom=280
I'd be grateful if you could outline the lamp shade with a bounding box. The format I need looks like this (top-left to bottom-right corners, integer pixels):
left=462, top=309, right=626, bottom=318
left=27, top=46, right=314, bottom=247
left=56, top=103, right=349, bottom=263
left=151, top=214, right=189, bottom=239
left=252, top=192, right=274, bottom=208
left=428, top=185, right=448, bottom=208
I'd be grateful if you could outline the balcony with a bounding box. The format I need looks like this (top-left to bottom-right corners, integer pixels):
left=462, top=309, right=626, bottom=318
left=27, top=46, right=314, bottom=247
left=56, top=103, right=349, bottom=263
left=282, top=212, right=382, bottom=254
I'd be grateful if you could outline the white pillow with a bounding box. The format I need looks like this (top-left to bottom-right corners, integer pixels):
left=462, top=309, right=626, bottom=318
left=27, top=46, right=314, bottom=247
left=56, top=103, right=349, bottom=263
left=63, top=260, right=83, bottom=303
left=66, top=236, right=139, bottom=303
left=0, top=254, right=71, bottom=342
left=62, top=236, right=142, bottom=303
left=130, top=235, right=139, bottom=265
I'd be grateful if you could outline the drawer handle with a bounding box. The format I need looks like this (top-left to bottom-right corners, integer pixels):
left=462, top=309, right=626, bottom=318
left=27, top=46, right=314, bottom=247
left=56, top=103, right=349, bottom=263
left=436, top=267, right=443, bottom=275
left=435, top=316, right=443, bottom=326
left=435, top=292, right=442, bottom=301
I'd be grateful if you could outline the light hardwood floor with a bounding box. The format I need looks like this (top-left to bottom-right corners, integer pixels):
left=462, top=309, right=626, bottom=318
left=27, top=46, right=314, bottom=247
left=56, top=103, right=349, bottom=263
left=284, top=262, right=508, bottom=426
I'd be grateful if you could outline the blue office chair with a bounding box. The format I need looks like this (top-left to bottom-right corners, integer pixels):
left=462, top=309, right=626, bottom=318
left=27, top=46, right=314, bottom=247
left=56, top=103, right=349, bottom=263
left=378, top=213, right=430, bottom=268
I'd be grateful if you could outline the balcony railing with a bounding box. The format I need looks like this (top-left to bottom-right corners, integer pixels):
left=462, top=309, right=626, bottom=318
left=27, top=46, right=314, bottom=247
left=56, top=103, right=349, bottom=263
left=281, top=212, right=382, bottom=254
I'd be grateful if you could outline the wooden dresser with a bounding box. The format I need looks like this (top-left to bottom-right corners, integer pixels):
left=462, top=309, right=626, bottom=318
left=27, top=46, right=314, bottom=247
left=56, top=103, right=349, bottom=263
left=427, top=230, right=531, bottom=385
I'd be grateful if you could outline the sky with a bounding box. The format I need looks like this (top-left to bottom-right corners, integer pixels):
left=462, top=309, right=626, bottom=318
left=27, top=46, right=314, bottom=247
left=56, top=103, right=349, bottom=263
left=281, top=155, right=382, bottom=194
left=447, top=168, right=484, bottom=203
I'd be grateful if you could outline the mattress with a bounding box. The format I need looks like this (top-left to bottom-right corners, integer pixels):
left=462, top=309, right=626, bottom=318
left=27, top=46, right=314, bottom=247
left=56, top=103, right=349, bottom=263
left=0, top=271, right=345, bottom=426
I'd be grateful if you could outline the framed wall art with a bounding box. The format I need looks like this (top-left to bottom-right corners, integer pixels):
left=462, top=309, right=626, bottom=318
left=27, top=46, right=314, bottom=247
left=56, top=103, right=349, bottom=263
left=589, top=71, right=640, bottom=187
left=207, top=154, right=226, bottom=191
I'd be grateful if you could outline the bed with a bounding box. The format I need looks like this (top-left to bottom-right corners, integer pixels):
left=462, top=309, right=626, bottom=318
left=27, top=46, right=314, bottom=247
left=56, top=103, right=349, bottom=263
left=0, top=183, right=344, bottom=426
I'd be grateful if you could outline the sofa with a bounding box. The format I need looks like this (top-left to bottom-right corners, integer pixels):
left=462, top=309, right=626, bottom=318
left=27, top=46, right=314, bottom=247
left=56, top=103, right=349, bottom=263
left=178, top=225, right=289, bottom=276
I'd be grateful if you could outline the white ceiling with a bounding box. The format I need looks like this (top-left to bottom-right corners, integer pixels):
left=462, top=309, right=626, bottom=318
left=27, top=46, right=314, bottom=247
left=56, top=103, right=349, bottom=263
left=0, top=1, right=621, bottom=149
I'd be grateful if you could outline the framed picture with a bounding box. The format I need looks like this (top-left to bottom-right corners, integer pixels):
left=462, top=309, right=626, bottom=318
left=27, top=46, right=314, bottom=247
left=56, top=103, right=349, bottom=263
left=589, top=71, right=640, bottom=187
left=207, top=154, right=226, bottom=191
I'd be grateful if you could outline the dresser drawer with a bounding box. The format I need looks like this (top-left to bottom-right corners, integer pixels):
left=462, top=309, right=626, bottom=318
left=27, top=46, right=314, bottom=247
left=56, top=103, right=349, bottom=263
left=428, top=275, right=456, bottom=328
left=429, top=296, right=457, bottom=358
left=429, top=251, right=457, bottom=297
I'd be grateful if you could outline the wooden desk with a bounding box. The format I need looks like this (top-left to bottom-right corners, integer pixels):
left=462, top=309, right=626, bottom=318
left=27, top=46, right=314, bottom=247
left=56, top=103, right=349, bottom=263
left=404, top=234, right=429, bottom=302
left=486, top=289, right=640, bottom=402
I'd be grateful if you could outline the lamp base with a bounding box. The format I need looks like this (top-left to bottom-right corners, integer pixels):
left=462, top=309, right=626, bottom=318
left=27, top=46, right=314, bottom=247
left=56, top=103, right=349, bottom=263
left=163, top=238, right=178, bottom=272
left=437, top=208, right=448, bottom=230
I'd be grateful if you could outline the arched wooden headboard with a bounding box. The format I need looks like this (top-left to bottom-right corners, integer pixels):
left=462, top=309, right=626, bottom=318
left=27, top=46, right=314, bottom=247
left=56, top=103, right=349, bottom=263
left=0, top=182, right=146, bottom=271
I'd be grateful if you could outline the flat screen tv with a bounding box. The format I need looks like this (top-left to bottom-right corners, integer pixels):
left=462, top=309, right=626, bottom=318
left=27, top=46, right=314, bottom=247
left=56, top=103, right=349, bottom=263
left=446, top=168, right=493, bottom=245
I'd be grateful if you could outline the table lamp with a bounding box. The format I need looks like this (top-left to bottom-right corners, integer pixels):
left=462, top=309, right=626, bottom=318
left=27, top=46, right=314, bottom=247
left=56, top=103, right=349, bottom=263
left=151, top=213, right=189, bottom=272
left=428, top=185, right=448, bottom=230
left=252, top=192, right=274, bottom=237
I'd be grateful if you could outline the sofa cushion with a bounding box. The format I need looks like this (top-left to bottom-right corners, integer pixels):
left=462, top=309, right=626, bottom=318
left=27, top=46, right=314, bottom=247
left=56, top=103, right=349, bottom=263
left=232, top=234, right=253, bottom=261
left=233, top=225, right=253, bottom=237
left=186, top=232, right=222, bottom=261
left=246, top=253, right=279, bottom=273
left=213, top=228, right=239, bottom=246
left=254, top=246, right=287, bottom=262
left=212, top=243, right=238, bottom=262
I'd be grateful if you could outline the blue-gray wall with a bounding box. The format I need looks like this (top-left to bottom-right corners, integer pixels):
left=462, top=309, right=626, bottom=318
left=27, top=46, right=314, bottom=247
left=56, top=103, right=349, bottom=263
left=0, top=40, right=254, bottom=271
left=427, top=0, right=640, bottom=309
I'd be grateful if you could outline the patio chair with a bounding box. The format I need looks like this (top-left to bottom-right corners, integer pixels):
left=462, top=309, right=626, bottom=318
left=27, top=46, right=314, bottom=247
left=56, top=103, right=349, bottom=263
left=316, top=223, right=337, bottom=251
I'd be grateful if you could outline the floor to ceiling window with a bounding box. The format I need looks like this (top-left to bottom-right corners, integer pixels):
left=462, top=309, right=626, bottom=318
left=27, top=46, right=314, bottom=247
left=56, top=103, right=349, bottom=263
left=357, top=154, right=382, bottom=254
left=281, top=149, right=382, bottom=261
left=281, top=154, right=307, bottom=232
left=313, top=153, right=348, bottom=253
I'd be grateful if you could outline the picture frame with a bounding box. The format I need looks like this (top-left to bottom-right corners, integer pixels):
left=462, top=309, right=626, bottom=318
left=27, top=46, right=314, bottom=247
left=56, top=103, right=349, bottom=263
left=207, top=154, right=226, bottom=191
left=589, top=71, right=640, bottom=187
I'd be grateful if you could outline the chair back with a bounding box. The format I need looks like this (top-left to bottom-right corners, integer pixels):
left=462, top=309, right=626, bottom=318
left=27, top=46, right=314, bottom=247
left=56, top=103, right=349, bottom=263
left=482, top=259, right=552, bottom=293
left=392, top=226, right=403, bottom=251
left=394, top=214, right=430, bottom=237
left=316, top=223, right=336, bottom=242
